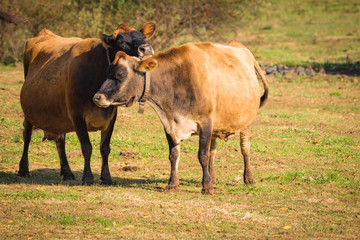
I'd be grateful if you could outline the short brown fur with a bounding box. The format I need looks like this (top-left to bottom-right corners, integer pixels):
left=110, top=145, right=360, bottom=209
left=18, top=23, right=156, bottom=185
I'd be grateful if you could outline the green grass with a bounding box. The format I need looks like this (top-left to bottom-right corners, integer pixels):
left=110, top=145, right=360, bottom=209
left=242, top=0, right=360, bottom=66
left=1, top=64, right=359, bottom=239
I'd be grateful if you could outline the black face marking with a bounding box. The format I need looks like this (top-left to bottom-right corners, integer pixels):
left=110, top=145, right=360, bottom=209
left=114, top=31, right=147, bottom=57
left=106, top=63, right=128, bottom=82
left=130, top=31, right=146, bottom=39
left=106, top=64, right=115, bottom=76
left=115, top=65, right=128, bottom=80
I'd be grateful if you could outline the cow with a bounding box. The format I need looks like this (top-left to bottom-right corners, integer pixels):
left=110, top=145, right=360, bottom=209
left=93, top=41, right=269, bottom=194
left=18, top=23, right=156, bottom=185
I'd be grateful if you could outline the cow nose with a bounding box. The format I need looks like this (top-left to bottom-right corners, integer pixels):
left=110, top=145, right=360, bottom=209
left=94, top=93, right=102, bottom=101
left=93, top=93, right=104, bottom=105
left=93, top=93, right=111, bottom=108
left=138, top=44, right=154, bottom=58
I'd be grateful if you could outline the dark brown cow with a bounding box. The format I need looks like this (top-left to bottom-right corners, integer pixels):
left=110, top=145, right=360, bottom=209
left=93, top=41, right=269, bottom=193
left=19, top=23, right=156, bottom=185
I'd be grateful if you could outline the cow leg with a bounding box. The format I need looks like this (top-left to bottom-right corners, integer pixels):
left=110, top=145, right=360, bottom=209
left=55, top=134, right=75, bottom=180
left=198, top=121, right=215, bottom=194
left=99, top=114, right=117, bottom=185
left=164, top=131, right=180, bottom=192
left=209, top=138, right=217, bottom=185
left=18, top=119, right=33, bottom=177
left=240, top=125, right=255, bottom=185
left=73, top=116, right=94, bottom=185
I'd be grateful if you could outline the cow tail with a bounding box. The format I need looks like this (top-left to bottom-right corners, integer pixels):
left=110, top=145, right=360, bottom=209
left=254, top=60, right=269, bottom=108
left=23, top=41, right=29, bottom=79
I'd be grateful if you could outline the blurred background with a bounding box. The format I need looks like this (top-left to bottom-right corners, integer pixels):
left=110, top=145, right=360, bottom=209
left=1, top=0, right=359, bottom=73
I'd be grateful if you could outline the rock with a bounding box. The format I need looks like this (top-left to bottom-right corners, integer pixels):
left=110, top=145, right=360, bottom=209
left=277, top=65, right=293, bottom=76
left=294, top=66, right=306, bottom=76
left=265, top=65, right=278, bottom=75
left=305, top=66, right=316, bottom=76
left=318, top=67, right=326, bottom=76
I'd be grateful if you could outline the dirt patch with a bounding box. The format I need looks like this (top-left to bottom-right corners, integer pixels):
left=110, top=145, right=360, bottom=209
left=67, top=150, right=82, bottom=158
left=119, top=166, right=141, bottom=172
left=120, top=151, right=139, bottom=159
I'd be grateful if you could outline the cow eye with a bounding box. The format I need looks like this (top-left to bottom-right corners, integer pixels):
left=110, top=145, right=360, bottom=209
left=118, top=41, right=130, bottom=51
left=115, top=71, right=127, bottom=80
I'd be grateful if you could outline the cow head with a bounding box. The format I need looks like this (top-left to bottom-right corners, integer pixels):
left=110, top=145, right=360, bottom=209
left=93, top=51, right=157, bottom=108
left=100, top=22, right=155, bottom=58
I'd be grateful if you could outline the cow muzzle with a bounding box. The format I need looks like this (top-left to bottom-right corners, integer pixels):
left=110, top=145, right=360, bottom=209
left=93, top=93, right=136, bottom=108
left=138, top=44, right=154, bottom=58
left=93, top=93, right=112, bottom=108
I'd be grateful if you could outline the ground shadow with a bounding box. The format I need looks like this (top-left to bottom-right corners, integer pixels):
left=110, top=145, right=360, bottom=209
left=266, top=61, right=360, bottom=76
left=314, top=61, right=360, bottom=76
left=0, top=168, right=200, bottom=192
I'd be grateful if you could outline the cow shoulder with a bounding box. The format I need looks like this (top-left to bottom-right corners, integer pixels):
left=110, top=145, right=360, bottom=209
left=67, top=38, right=108, bottom=101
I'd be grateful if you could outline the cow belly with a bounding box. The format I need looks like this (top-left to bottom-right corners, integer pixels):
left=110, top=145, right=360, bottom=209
left=84, top=107, right=116, bottom=132
left=21, top=98, right=74, bottom=134
left=21, top=95, right=114, bottom=134
left=212, top=96, right=259, bottom=139
left=21, top=82, right=75, bottom=135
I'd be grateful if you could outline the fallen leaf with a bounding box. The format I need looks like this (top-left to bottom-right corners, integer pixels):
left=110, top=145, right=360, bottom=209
left=283, top=225, right=292, bottom=230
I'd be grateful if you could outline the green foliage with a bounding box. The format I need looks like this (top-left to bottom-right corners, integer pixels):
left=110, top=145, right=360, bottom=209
left=0, top=0, right=262, bottom=64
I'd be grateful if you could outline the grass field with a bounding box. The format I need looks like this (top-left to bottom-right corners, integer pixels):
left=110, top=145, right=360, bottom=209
left=1, top=0, right=360, bottom=239
left=1, top=65, right=359, bottom=239
left=239, top=0, right=360, bottom=67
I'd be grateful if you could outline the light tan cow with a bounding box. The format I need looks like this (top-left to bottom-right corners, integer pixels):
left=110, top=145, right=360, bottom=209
left=93, top=41, right=269, bottom=194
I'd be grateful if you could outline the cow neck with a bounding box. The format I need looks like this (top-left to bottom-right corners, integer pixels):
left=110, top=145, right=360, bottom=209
left=105, top=48, right=119, bottom=65
left=138, top=72, right=150, bottom=114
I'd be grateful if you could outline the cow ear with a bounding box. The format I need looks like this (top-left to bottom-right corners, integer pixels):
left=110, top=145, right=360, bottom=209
left=140, top=22, right=156, bottom=39
left=137, top=58, right=158, bottom=72
left=99, top=33, right=114, bottom=48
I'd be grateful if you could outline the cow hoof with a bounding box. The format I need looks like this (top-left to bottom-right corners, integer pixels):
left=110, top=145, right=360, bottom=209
left=82, top=177, right=94, bottom=186
left=61, top=171, right=75, bottom=180
left=244, top=178, right=255, bottom=185
left=17, top=170, right=30, bottom=178
left=201, top=188, right=215, bottom=195
left=101, top=178, right=113, bottom=186
left=244, top=172, right=255, bottom=185
left=164, top=185, right=179, bottom=192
